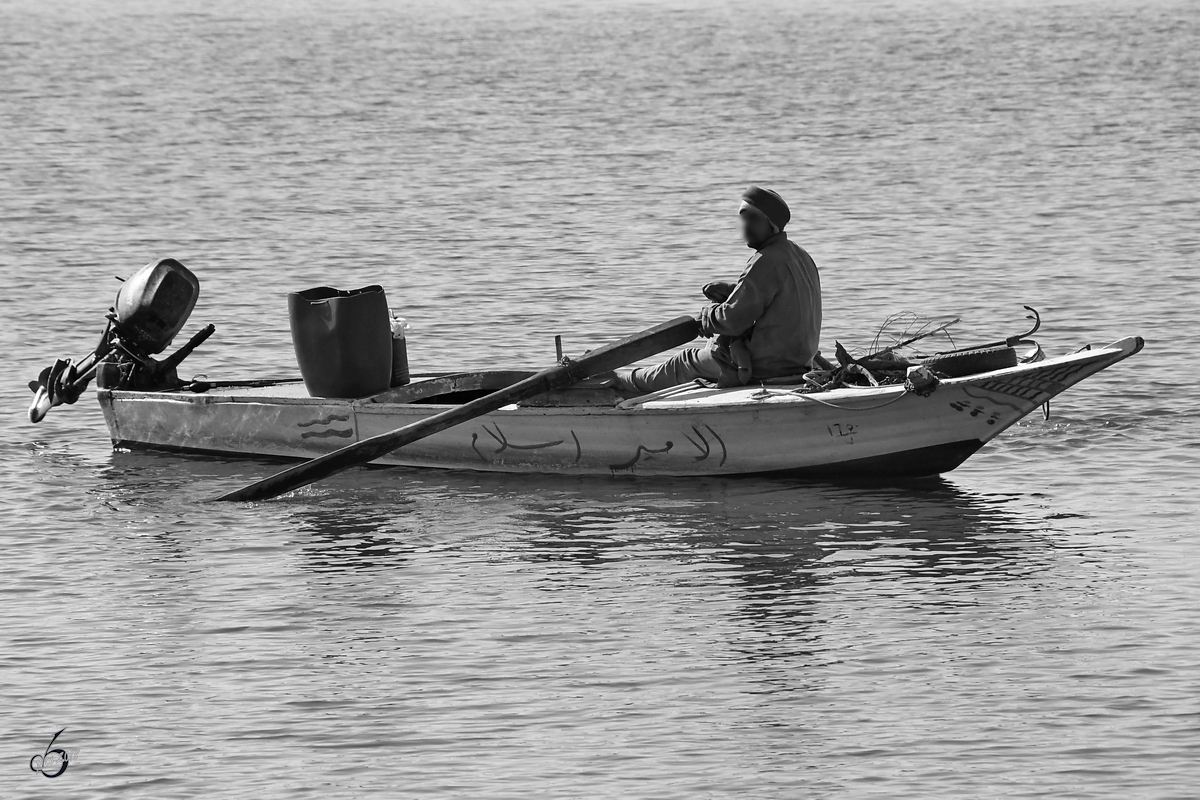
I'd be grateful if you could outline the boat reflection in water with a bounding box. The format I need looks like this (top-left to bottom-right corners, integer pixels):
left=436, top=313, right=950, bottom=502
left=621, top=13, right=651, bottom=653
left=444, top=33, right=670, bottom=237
left=98, top=450, right=1058, bottom=624
left=99, top=449, right=1054, bottom=581
left=94, top=449, right=1071, bottom=696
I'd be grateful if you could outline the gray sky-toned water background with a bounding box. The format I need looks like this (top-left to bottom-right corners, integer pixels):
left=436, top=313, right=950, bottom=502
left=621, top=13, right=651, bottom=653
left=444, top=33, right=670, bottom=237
left=1, top=0, right=1198, bottom=796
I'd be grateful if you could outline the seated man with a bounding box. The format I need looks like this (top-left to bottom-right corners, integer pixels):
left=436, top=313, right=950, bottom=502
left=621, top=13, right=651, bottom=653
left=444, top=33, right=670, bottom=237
left=618, top=186, right=822, bottom=392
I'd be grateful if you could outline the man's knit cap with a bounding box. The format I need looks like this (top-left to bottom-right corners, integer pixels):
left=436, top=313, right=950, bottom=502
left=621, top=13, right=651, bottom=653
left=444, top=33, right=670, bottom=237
left=739, top=186, right=790, bottom=231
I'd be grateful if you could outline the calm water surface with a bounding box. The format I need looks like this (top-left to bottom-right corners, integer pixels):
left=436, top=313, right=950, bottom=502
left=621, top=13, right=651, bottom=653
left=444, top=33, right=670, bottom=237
left=1, top=0, right=1198, bottom=796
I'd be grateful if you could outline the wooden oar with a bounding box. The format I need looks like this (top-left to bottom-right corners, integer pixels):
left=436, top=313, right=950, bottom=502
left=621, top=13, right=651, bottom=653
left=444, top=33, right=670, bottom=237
left=216, top=315, right=700, bottom=502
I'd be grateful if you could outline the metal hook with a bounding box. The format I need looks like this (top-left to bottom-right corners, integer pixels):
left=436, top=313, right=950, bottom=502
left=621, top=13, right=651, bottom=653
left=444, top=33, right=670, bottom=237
left=1020, top=306, right=1041, bottom=337
left=1006, top=306, right=1041, bottom=345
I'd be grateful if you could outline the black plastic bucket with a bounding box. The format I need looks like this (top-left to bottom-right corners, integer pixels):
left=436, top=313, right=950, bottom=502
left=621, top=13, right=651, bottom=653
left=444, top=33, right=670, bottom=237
left=288, top=285, right=392, bottom=398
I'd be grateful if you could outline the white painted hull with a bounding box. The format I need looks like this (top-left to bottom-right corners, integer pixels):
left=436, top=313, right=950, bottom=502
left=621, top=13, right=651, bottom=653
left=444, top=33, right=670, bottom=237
left=98, top=337, right=1143, bottom=478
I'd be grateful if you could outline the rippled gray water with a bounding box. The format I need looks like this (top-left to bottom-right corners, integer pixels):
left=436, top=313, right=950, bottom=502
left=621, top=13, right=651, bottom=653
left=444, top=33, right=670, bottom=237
left=2, top=0, right=1198, bottom=796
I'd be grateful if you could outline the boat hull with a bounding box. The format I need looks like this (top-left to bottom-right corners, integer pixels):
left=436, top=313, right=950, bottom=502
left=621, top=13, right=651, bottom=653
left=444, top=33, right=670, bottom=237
left=97, top=337, right=1143, bottom=478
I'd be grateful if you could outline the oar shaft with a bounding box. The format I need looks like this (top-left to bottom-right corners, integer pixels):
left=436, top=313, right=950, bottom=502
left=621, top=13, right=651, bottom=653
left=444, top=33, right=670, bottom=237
left=220, top=374, right=553, bottom=500
left=216, top=316, right=699, bottom=502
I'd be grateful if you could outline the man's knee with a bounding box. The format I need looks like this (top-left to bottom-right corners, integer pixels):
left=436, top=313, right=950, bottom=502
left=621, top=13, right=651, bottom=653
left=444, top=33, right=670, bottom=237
left=621, top=347, right=721, bottom=393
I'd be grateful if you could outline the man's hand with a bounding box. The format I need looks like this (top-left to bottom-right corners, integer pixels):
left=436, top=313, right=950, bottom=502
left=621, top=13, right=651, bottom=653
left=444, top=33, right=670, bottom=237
left=702, top=281, right=735, bottom=304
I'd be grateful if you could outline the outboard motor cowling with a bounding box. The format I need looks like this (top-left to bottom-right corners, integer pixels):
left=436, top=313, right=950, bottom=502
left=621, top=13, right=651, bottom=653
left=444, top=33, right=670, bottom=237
left=114, top=258, right=200, bottom=354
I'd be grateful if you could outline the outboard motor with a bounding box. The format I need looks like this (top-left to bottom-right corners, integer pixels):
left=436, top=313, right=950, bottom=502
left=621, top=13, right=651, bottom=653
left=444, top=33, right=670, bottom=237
left=28, top=258, right=214, bottom=422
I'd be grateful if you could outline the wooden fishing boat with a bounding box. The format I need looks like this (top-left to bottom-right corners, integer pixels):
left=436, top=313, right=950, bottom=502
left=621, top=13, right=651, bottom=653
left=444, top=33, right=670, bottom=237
left=27, top=261, right=1144, bottom=482
left=96, top=335, right=1143, bottom=478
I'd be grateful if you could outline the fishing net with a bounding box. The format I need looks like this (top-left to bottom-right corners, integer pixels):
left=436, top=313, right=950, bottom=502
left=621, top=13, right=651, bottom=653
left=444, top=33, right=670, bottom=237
left=857, top=311, right=959, bottom=360
left=796, top=313, right=960, bottom=394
